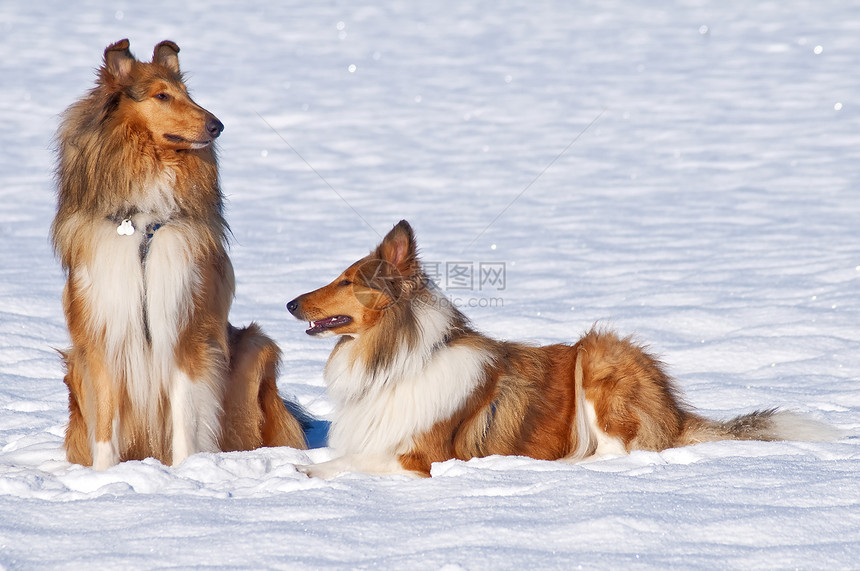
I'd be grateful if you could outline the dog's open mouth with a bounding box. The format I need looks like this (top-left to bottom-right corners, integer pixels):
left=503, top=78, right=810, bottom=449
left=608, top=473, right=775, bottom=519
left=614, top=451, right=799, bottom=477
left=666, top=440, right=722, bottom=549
left=164, top=134, right=212, bottom=149
left=306, top=315, right=352, bottom=335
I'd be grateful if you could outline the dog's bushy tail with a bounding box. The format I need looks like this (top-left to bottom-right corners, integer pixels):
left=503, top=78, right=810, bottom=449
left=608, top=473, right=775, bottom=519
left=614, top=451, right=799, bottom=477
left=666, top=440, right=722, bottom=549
left=223, top=323, right=308, bottom=450
left=680, top=409, right=839, bottom=445
left=281, top=397, right=316, bottom=432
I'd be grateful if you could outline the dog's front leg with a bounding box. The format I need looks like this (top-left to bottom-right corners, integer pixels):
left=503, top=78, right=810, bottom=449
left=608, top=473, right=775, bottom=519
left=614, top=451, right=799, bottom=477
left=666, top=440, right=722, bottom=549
left=169, top=371, right=195, bottom=465
left=169, top=370, right=221, bottom=465
left=91, top=382, right=120, bottom=470
left=297, top=455, right=426, bottom=479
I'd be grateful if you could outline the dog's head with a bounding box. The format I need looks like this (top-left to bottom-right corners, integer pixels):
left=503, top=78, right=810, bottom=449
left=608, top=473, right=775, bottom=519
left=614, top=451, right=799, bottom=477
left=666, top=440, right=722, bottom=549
left=100, top=39, right=223, bottom=151
left=287, top=221, right=421, bottom=338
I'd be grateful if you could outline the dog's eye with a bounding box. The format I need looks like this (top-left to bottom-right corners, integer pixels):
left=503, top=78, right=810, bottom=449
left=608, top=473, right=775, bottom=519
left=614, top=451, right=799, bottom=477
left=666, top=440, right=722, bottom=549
left=338, top=280, right=352, bottom=287
left=154, top=93, right=171, bottom=102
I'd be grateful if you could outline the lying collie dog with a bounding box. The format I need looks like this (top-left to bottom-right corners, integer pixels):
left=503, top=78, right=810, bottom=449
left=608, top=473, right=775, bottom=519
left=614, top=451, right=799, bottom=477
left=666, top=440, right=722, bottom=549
left=288, top=220, right=834, bottom=478
left=52, top=39, right=305, bottom=470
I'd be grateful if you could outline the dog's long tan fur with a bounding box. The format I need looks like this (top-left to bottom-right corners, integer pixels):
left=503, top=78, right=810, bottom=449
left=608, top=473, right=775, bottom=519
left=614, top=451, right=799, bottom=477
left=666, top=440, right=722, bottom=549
left=289, top=221, right=834, bottom=478
left=53, top=39, right=305, bottom=469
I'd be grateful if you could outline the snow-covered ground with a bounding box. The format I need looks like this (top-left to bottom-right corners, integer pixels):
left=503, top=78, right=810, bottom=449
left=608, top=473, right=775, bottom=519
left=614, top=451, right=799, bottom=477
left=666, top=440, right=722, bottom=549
left=2, top=0, right=860, bottom=567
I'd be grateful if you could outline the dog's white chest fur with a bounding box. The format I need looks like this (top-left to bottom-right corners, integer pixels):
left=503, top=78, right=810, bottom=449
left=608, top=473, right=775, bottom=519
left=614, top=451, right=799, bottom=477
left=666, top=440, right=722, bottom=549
left=324, top=303, right=492, bottom=456
left=74, top=210, right=198, bottom=420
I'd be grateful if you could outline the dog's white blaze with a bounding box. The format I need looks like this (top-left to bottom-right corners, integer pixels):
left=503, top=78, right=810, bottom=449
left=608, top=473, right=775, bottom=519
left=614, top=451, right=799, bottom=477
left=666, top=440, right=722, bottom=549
left=326, top=300, right=492, bottom=456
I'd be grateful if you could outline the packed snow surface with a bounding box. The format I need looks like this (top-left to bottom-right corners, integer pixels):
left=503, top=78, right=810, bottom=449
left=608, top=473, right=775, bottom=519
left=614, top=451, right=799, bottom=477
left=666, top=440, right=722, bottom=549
left=1, top=1, right=859, bottom=568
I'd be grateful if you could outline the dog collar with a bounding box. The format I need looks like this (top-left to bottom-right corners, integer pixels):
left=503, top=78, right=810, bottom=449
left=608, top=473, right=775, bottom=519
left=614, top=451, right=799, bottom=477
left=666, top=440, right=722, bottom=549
left=108, top=215, right=164, bottom=261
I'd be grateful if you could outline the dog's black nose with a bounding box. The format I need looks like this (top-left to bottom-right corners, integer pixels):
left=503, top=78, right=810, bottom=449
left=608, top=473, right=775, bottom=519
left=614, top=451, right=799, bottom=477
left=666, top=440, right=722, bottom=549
left=207, top=116, right=224, bottom=138
left=286, top=299, right=299, bottom=315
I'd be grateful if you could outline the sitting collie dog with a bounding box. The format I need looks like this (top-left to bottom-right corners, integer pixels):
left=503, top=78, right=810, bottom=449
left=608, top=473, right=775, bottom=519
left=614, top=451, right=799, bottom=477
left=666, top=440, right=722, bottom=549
left=288, top=220, right=834, bottom=478
left=52, top=39, right=305, bottom=470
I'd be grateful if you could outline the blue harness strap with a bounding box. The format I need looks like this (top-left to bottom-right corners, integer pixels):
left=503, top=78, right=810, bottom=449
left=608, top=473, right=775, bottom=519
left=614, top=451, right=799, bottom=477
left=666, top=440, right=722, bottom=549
left=140, top=222, right=162, bottom=260
left=107, top=214, right=164, bottom=262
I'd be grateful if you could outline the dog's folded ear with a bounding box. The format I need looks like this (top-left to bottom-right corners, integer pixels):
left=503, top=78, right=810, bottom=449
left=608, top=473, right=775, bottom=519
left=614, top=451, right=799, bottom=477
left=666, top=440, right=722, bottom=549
left=376, top=220, right=417, bottom=276
left=103, top=39, right=134, bottom=81
left=153, top=40, right=181, bottom=74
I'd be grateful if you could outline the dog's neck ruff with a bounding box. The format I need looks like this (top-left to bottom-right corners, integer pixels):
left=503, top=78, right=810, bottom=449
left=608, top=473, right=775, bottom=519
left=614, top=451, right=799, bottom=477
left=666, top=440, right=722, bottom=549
left=325, top=294, right=493, bottom=456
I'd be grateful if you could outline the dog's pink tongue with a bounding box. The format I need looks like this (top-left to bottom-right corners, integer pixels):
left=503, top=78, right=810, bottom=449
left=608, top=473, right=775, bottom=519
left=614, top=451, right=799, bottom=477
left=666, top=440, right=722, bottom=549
left=306, top=316, right=350, bottom=335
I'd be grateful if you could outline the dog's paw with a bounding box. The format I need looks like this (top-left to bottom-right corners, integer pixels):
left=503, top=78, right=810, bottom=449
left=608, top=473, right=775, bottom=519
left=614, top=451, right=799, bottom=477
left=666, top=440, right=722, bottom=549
left=296, top=460, right=347, bottom=480
left=295, top=463, right=315, bottom=477
left=295, top=455, right=425, bottom=479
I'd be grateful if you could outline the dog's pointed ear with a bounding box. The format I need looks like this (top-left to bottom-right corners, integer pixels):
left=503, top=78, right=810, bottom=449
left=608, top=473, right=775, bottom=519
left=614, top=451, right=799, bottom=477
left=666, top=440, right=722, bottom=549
left=103, top=39, right=134, bottom=81
left=376, top=220, right=417, bottom=275
left=153, top=40, right=181, bottom=73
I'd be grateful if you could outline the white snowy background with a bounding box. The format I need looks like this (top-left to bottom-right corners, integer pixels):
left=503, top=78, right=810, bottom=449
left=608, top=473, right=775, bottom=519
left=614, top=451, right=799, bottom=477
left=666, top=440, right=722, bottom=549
left=2, top=0, right=859, bottom=568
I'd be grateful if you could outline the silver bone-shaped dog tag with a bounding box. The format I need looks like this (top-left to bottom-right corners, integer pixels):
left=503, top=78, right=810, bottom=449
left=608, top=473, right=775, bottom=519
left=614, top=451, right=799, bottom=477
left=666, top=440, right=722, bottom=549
left=116, top=219, right=135, bottom=236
